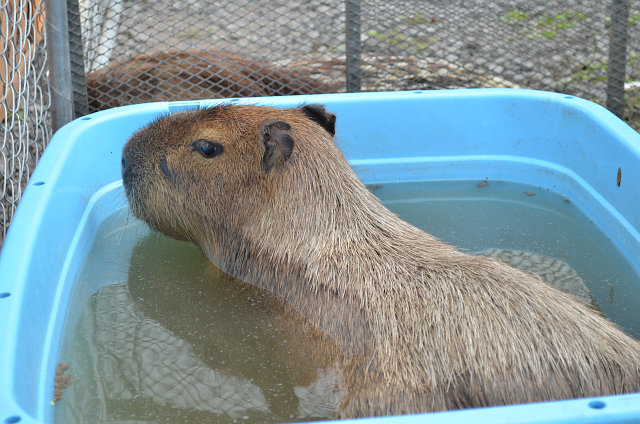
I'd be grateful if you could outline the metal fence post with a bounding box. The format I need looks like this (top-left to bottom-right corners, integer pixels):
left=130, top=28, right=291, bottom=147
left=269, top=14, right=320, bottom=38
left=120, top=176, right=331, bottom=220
left=44, top=0, right=74, bottom=132
left=68, top=0, right=89, bottom=117
left=606, top=0, right=630, bottom=119
left=346, top=0, right=362, bottom=92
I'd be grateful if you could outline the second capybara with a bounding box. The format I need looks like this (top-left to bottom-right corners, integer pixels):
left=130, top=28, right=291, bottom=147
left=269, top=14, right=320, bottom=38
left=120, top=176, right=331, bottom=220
left=121, top=103, right=640, bottom=418
left=86, top=49, right=336, bottom=112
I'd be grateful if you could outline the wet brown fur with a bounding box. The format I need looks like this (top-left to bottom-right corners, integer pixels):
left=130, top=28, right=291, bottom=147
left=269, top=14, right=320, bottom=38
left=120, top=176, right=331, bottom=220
left=122, top=104, right=640, bottom=418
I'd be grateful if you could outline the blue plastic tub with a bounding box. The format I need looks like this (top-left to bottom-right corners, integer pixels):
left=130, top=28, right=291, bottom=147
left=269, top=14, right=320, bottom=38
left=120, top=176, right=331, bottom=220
left=1, top=89, right=640, bottom=424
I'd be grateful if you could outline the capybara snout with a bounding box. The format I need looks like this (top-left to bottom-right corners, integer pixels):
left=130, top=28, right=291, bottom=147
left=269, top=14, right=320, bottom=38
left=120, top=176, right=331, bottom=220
left=123, top=103, right=640, bottom=419
left=122, top=104, right=338, bottom=243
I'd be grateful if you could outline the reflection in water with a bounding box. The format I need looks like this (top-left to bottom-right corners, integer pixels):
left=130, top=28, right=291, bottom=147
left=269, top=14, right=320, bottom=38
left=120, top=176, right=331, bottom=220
left=86, top=282, right=269, bottom=417
left=55, top=233, right=343, bottom=424
left=478, top=248, right=597, bottom=308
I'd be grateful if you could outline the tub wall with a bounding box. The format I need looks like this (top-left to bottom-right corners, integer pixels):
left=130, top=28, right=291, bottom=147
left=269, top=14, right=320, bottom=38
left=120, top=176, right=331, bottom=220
left=1, top=89, right=639, bottom=423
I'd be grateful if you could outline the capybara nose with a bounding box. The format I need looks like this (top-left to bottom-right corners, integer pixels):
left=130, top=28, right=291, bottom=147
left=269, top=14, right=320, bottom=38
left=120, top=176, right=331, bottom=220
left=121, top=155, right=131, bottom=180
left=121, top=156, right=130, bottom=175
left=121, top=145, right=136, bottom=185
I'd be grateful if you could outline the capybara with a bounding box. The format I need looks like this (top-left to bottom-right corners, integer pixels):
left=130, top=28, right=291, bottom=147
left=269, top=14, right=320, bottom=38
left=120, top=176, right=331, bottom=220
left=86, top=49, right=336, bottom=112
left=121, top=103, right=640, bottom=418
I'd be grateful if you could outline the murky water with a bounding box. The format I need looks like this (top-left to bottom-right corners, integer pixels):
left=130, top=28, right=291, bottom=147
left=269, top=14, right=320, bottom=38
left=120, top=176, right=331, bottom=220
left=54, top=221, right=343, bottom=424
left=54, top=180, right=640, bottom=423
left=373, top=180, right=640, bottom=337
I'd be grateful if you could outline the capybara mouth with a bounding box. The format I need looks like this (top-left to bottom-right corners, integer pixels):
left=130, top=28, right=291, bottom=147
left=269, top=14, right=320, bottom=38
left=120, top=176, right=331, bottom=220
left=121, top=146, right=153, bottom=227
left=121, top=177, right=147, bottom=224
left=122, top=185, right=169, bottom=237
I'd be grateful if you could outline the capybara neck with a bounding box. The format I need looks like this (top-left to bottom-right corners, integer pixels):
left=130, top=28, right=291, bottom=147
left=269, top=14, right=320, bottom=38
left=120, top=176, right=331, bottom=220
left=188, top=110, right=459, bottom=365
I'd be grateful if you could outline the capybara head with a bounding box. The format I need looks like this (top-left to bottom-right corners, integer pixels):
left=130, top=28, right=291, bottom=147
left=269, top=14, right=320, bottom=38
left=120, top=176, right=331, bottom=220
left=122, top=104, right=344, bottom=261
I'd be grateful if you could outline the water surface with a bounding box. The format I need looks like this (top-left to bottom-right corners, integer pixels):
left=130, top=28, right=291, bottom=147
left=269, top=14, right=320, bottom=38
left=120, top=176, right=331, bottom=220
left=54, top=179, right=640, bottom=423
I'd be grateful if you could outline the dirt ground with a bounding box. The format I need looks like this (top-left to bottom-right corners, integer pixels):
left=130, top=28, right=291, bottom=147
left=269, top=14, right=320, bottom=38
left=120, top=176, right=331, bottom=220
left=104, top=0, right=639, bottom=100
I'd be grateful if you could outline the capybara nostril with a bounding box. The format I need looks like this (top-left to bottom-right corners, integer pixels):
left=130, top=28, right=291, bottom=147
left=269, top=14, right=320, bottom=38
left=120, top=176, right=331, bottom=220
left=121, top=147, right=135, bottom=189
left=121, top=156, right=130, bottom=176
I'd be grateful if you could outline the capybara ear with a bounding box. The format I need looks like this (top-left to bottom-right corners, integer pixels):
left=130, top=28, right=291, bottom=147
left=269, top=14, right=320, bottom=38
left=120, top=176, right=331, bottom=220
left=301, top=104, right=336, bottom=137
left=259, top=120, right=294, bottom=173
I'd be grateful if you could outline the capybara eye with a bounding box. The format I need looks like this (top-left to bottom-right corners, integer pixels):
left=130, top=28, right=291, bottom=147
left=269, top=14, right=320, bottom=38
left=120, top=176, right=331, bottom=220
left=192, top=139, right=223, bottom=158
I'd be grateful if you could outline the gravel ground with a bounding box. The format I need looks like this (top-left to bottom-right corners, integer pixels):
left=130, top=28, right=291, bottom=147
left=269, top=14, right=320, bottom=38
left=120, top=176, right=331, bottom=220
left=77, top=0, right=640, bottom=128
left=101, top=0, right=639, bottom=97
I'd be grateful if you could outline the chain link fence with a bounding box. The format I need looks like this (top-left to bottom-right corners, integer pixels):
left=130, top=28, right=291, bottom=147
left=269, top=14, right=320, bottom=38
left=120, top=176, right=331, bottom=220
left=78, top=0, right=344, bottom=113
left=1, top=0, right=639, bottom=244
left=73, top=0, right=638, bottom=126
left=0, top=0, right=50, bottom=245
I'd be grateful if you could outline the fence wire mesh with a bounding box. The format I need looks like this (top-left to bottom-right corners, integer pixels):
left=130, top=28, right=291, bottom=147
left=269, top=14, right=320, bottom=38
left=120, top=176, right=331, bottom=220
left=0, top=0, right=50, bottom=245
left=78, top=0, right=639, bottom=130
left=1, top=0, right=639, bottom=244
left=80, top=0, right=345, bottom=112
